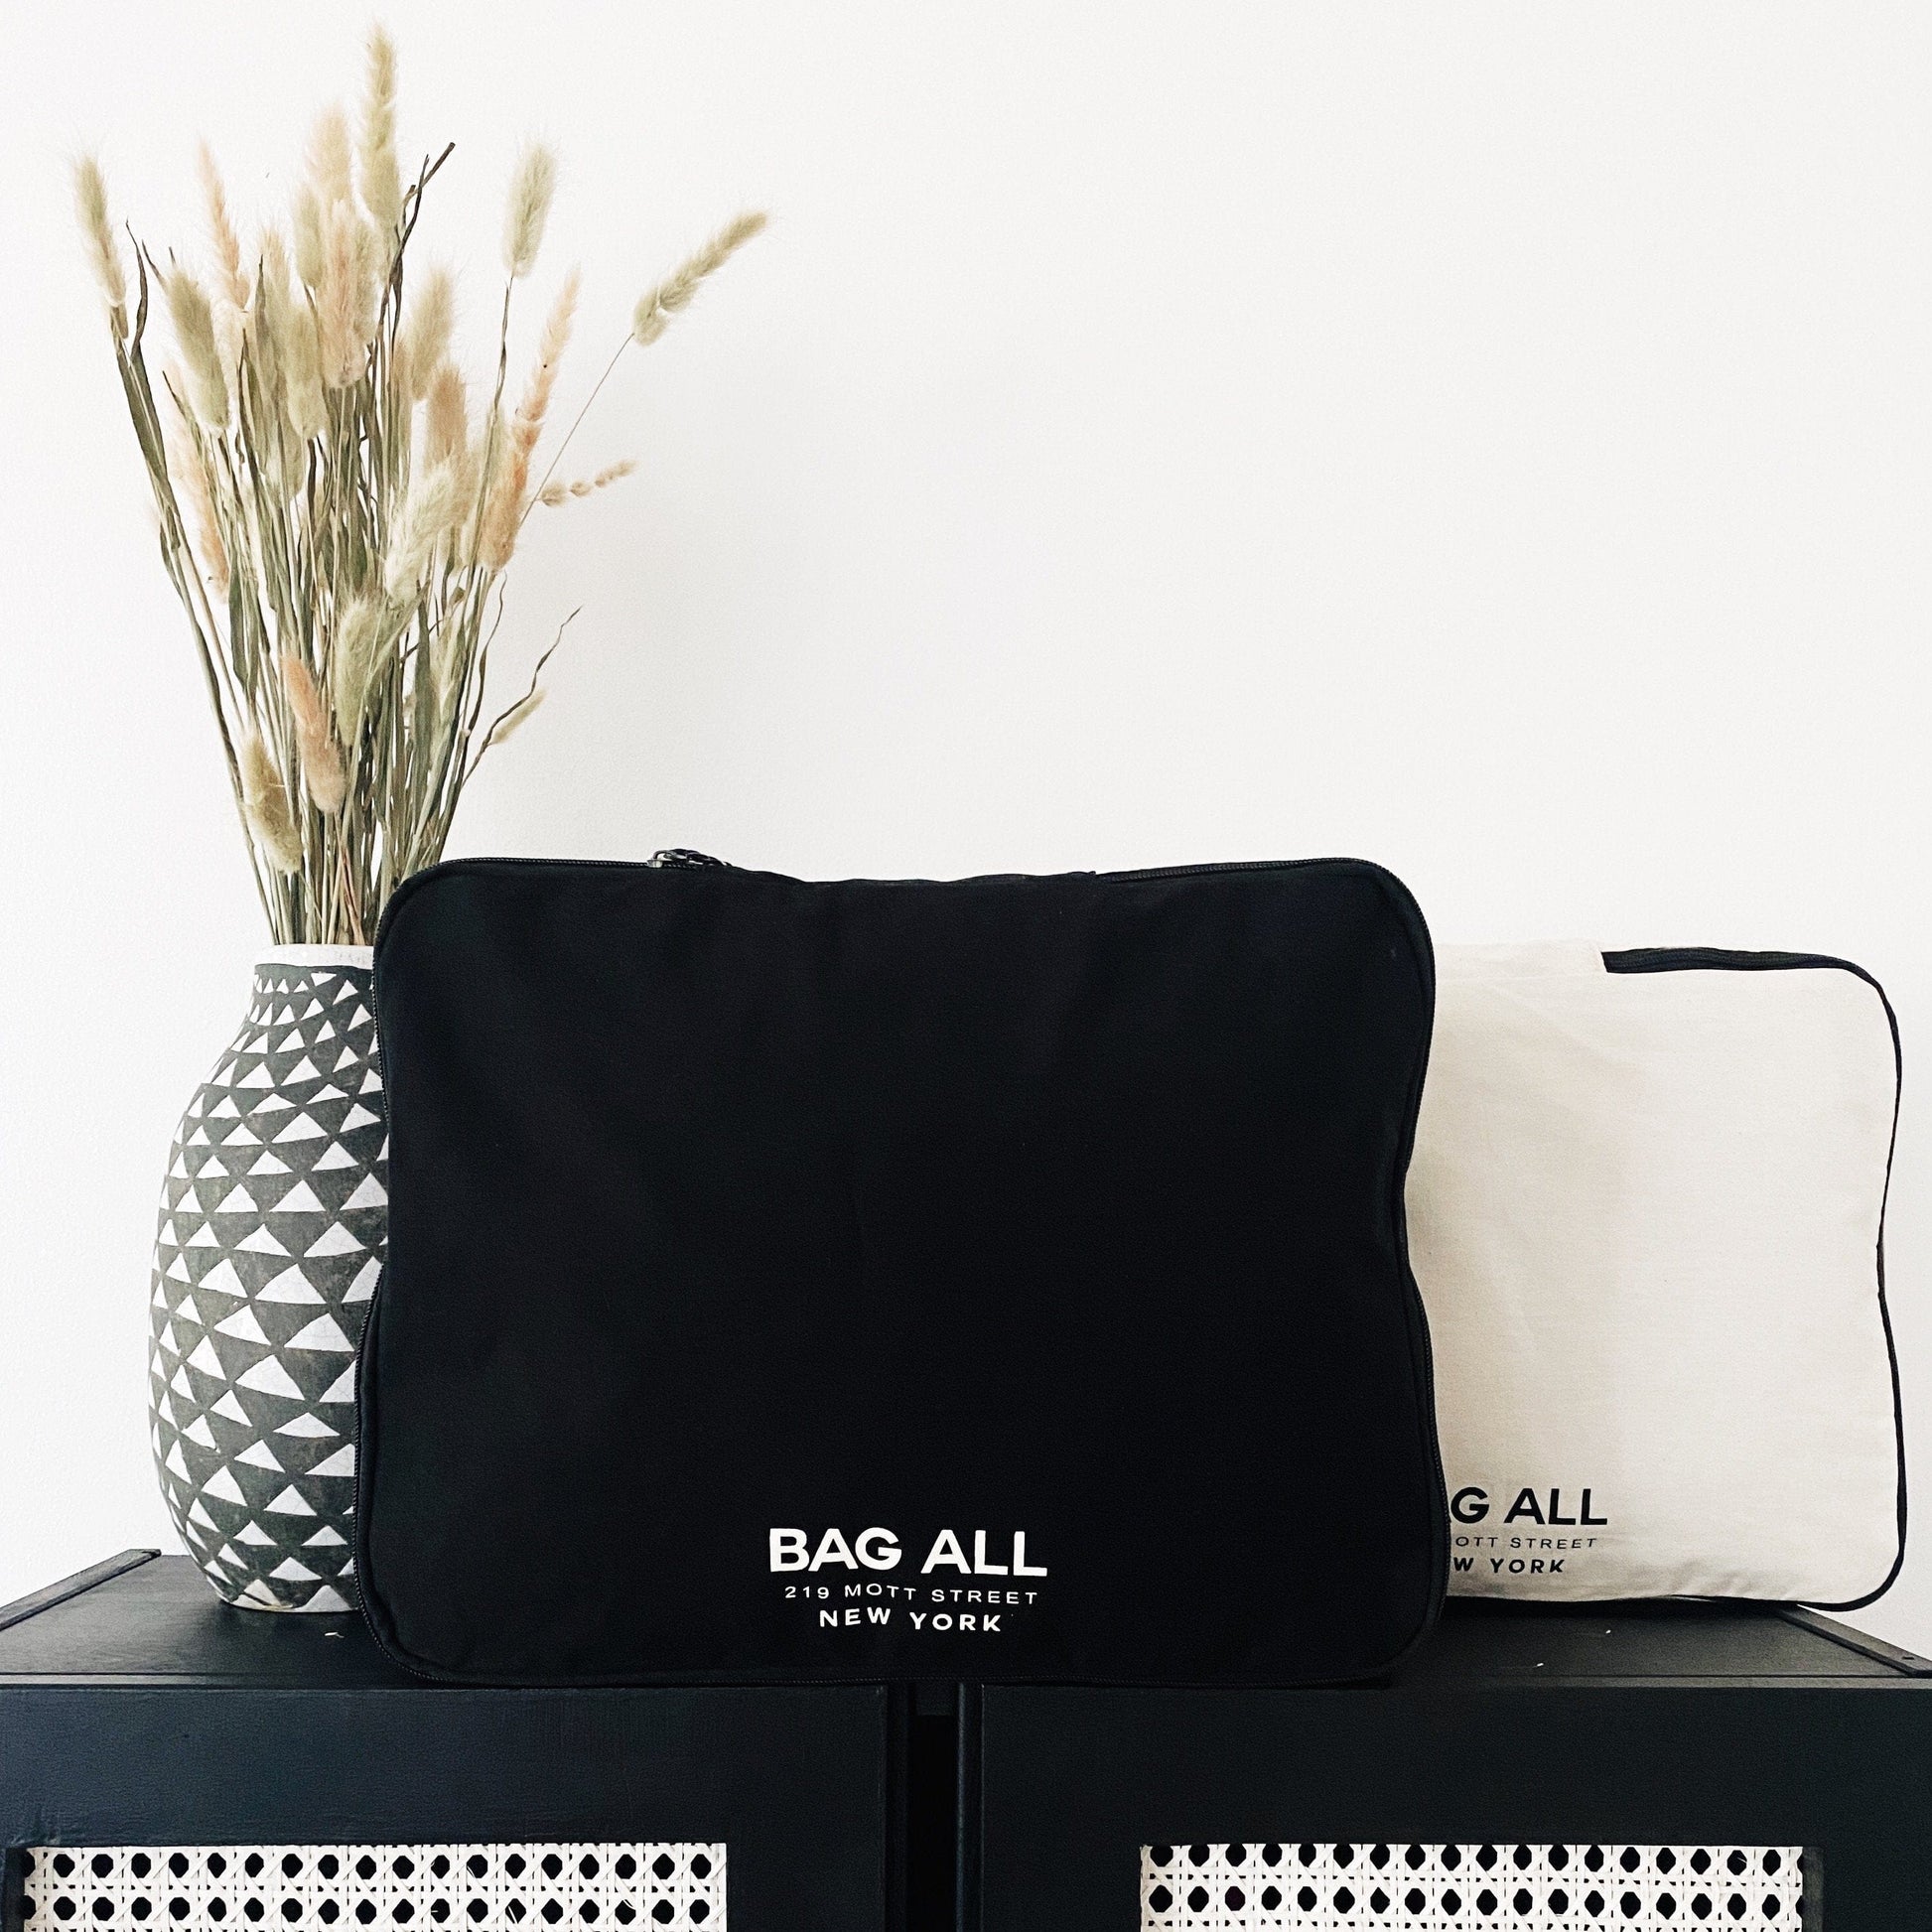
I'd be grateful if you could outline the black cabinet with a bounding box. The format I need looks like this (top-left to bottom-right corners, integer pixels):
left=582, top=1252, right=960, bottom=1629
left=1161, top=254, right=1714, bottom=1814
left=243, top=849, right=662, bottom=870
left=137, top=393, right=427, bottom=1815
left=8, top=1559, right=1932, bottom=1931
left=965, top=1604, right=1932, bottom=1932
left=0, top=1556, right=897, bottom=1932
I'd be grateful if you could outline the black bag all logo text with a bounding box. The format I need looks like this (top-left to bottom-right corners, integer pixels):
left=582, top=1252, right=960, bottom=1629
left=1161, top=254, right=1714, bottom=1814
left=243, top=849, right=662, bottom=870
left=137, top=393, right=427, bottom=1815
left=1449, top=1486, right=1609, bottom=1579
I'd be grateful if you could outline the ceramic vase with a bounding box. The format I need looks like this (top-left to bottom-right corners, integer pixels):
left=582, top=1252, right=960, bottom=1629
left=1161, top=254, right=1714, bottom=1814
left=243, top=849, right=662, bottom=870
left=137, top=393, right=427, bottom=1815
left=147, top=946, right=386, bottom=1610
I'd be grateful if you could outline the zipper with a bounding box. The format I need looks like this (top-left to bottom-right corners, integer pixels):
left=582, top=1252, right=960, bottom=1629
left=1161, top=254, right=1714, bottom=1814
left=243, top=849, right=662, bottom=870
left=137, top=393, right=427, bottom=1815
left=645, top=851, right=1357, bottom=884
left=647, top=849, right=731, bottom=870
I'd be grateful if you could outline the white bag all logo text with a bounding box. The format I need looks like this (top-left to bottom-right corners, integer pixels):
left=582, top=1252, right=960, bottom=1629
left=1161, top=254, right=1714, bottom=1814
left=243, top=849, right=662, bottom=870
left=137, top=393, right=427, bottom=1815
left=1449, top=1486, right=1609, bottom=1580
left=768, top=1527, right=1047, bottom=1575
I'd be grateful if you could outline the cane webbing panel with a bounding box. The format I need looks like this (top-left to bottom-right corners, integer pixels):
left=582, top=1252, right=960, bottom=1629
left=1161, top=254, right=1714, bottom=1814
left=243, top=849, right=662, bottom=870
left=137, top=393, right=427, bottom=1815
left=21, top=1842, right=724, bottom=1929
left=1140, top=1842, right=1804, bottom=1926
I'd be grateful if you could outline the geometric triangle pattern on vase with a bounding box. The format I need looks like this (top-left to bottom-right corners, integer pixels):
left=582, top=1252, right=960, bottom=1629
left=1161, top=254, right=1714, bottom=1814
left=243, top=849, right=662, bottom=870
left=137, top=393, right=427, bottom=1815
left=148, top=950, right=385, bottom=1612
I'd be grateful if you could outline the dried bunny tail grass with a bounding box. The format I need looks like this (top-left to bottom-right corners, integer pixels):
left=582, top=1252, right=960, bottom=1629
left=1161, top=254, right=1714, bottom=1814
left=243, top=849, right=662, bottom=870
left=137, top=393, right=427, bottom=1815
left=250, top=230, right=291, bottom=378
left=358, top=26, right=402, bottom=233
left=538, top=458, right=635, bottom=506
left=317, top=201, right=378, bottom=387
left=450, top=445, right=484, bottom=543
left=486, top=446, right=533, bottom=572
left=197, top=148, right=250, bottom=393
left=383, top=461, right=459, bottom=599
left=198, top=142, right=251, bottom=314
left=316, top=207, right=360, bottom=385
left=331, top=594, right=386, bottom=743
left=486, top=687, right=545, bottom=749
left=425, top=364, right=483, bottom=535
left=394, top=265, right=455, bottom=402
left=516, top=269, right=578, bottom=439
left=240, top=732, right=304, bottom=873
left=164, top=269, right=230, bottom=429
left=308, top=106, right=353, bottom=208
left=83, top=35, right=769, bottom=945
left=283, top=300, right=329, bottom=444
left=479, top=270, right=578, bottom=567
left=430, top=582, right=473, bottom=703
left=212, top=303, right=246, bottom=403
left=71, top=155, right=127, bottom=339
left=251, top=238, right=309, bottom=494
left=189, top=484, right=230, bottom=597
left=293, top=186, right=326, bottom=288
left=278, top=651, right=348, bottom=814
left=162, top=374, right=230, bottom=595
left=631, top=209, right=767, bottom=346
left=356, top=220, right=385, bottom=344
left=501, top=144, right=558, bottom=279
left=424, top=359, right=468, bottom=467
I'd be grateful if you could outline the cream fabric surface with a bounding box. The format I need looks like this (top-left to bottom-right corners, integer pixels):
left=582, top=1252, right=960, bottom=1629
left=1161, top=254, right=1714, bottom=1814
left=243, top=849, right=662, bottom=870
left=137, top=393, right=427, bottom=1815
left=1409, top=943, right=1902, bottom=1605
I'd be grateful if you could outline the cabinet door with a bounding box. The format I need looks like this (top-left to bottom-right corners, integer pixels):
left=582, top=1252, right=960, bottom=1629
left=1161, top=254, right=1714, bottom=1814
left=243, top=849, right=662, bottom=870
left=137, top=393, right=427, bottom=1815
left=970, top=1677, right=1932, bottom=1932
left=1, top=1683, right=896, bottom=1932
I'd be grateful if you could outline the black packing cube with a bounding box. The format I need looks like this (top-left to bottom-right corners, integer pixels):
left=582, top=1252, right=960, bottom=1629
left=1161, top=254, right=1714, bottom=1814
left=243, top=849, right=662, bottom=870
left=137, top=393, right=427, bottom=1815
left=356, top=854, right=1446, bottom=1685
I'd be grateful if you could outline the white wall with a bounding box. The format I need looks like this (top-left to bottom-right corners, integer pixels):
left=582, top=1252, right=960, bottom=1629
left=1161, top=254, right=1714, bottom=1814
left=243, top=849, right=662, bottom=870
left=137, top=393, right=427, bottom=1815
left=2, top=1, right=1930, bottom=1650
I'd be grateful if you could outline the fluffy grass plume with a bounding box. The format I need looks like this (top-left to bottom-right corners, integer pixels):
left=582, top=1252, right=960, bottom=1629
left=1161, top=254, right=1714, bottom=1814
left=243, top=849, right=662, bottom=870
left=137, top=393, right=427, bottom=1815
left=239, top=734, right=303, bottom=875
left=308, top=106, right=352, bottom=208
left=385, top=462, right=460, bottom=599
left=279, top=652, right=348, bottom=815
left=72, top=156, right=127, bottom=338
left=198, top=143, right=251, bottom=314
left=482, top=269, right=578, bottom=568
left=395, top=264, right=454, bottom=400
left=330, top=595, right=386, bottom=744
left=358, top=28, right=402, bottom=232
left=424, top=359, right=468, bottom=466
left=632, top=210, right=768, bottom=345
left=539, top=458, right=636, bottom=506
left=163, top=269, right=229, bottom=428
left=485, top=687, right=545, bottom=749
left=502, top=144, right=557, bottom=279
left=161, top=382, right=230, bottom=596
left=77, top=24, right=766, bottom=942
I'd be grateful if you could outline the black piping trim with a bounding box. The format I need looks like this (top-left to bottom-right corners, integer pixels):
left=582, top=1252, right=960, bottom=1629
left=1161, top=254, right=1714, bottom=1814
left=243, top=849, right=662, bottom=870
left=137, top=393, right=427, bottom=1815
left=1365, top=863, right=1449, bottom=1676
left=1601, top=948, right=1907, bottom=1612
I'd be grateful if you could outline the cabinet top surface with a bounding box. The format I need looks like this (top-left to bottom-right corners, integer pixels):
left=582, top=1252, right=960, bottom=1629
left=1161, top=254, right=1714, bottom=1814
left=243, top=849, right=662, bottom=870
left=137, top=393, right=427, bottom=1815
left=0, top=1555, right=1921, bottom=1690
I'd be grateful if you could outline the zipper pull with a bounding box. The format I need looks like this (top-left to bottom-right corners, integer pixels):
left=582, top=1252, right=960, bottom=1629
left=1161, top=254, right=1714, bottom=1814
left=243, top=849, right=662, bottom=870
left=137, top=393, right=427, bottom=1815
left=648, top=849, right=730, bottom=870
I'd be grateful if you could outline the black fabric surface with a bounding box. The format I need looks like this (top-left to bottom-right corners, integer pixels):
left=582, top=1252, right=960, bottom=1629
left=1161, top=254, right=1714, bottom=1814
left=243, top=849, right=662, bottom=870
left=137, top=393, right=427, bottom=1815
left=357, top=857, right=1445, bottom=1685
